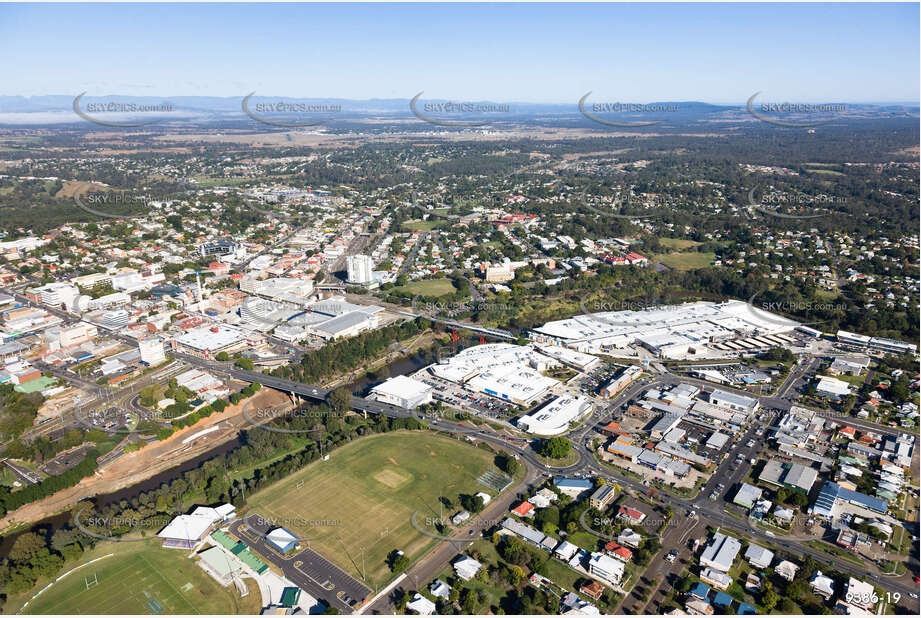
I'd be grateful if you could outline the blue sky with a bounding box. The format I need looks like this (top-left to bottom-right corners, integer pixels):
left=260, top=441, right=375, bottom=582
left=1, top=2, right=917, bottom=103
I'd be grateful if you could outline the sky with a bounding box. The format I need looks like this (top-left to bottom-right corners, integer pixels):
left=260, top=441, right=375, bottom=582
left=1, top=2, right=918, bottom=103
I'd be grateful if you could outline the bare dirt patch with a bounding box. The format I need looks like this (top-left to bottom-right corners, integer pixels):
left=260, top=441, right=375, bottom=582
left=0, top=387, right=290, bottom=533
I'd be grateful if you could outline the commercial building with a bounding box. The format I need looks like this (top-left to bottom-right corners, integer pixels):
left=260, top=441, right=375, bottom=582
left=744, top=544, right=774, bottom=569
left=370, top=375, right=434, bottom=409
left=705, top=431, right=730, bottom=450
left=175, top=324, right=249, bottom=357
left=266, top=527, right=299, bottom=553
left=346, top=254, right=374, bottom=284
left=484, top=263, right=514, bottom=283
left=816, top=376, right=852, bottom=400
left=709, top=390, right=759, bottom=414
left=554, top=477, right=594, bottom=498
left=516, top=395, right=592, bottom=435
left=733, top=483, right=763, bottom=509
left=197, top=546, right=236, bottom=583
left=200, top=238, right=238, bottom=258
left=429, top=343, right=559, bottom=406
left=157, top=504, right=234, bottom=549
left=759, top=460, right=818, bottom=493
left=837, top=330, right=918, bottom=355
left=241, top=276, right=314, bottom=302
left=840, top=578, right=876, bottom=613
left=530, top=300, right=799, bottom=358
left=307, top=309, right=380, bottom=340
left=26, top=282, right=79, bottom=310
left=811, top=481, right=888, bottom=518
left=87, top=308, right=134, bottom=330
left=71, top=272, right=113, bottom=290
left=240, top=297, right=293, bottom=325
left=867, top=336, right=917, bottom=355
left=589, top=484, right=616, bottom=510
left=58, top=322, right=98, bottom=348
left=533, top=344, right=601, bottom=371
left=599, top=364, right=643, bottom=398
left=700, top=532, right=741, bottom=573
left=828, top=356, right=870, bottom=376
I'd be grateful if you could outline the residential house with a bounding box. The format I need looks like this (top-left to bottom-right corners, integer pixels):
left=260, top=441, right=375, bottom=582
left=744, top=544, right=774, bottom=569
left=511, top=501, right=535, bottom=518
left=453, top=555, right=483, bottom=581
left=700, top=567, right=732, bottom=591
left=774, top=560, right=799, bottom=582
left=604, top=541, right=633, bottom=562
left=809, top=571, right=835, bottom=600
left=617, top=505, right=647, bottom=524
left=588, top=552, right=625, bottom=586
left=617, top=528, right=643, bottom=549
left=407, top=594, right=436, bottom=615
left=580, top=581, right=604, bottom=601
left=429, top=580, right=451, bottom=600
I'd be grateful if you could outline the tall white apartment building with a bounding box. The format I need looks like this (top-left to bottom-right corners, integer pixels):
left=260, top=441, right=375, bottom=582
left=139, top=337, right=167, bottom=366
left=346, top=254, right=374, bottom=284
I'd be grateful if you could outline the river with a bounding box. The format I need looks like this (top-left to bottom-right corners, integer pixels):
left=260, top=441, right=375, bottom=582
left=1, top=336, right=486, bottom=552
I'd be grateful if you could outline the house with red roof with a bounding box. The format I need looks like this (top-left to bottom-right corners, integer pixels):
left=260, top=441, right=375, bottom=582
left=839, top=426, right=857, bottom=440
left=602, top=254, right=628, bottom=266
left=511, top=501, right=535, bottom=518
left=580, top=581, right=604, bottom=601
left=601, top=421, right=629, bottom=438
left=207, top=262, right=230, bottom=276
left=604, top=541, right=634, bottom=562
left=617, top=505, right=647, bottom=524
left=624, top=252, right=648, bottom=266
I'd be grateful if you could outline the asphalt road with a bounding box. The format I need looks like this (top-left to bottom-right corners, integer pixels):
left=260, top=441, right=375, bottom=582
left=2, top=458, right=42, bottom=484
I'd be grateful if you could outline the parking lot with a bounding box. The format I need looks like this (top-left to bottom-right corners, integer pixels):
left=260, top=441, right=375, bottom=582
left=229, top=515, right=372, bottom=614
left=41, top=443, right=96, bottom=476
left=414, top=370, right=519, bottom=419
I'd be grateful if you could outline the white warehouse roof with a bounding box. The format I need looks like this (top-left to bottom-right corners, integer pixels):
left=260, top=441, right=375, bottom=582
left=517, top=395, right=592, bottom=435
left=371, top=375, right=432, bottom=400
